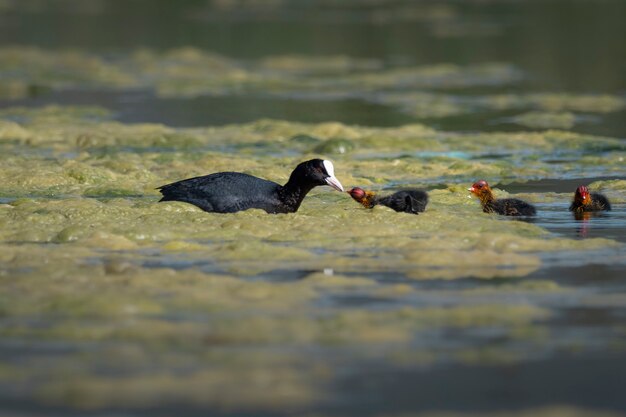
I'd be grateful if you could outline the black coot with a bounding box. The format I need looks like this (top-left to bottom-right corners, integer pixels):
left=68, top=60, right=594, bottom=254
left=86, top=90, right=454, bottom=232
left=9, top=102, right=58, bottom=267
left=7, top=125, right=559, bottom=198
left=348, top=187, right=428, bottom=214
left=468, top=180, right=536, bottom=216
left=569, top=185, right=611, bottom=214
left=158, top=159, right=344, bottom=214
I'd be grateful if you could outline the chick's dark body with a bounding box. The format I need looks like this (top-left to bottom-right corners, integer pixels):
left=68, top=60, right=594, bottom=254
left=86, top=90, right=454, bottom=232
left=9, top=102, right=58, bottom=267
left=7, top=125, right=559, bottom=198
left=485, top=198, right=537, bottom=216
left=569, top=193, right=611, bottom=212
left=469, top=180, right=536, bottom=217
left=378, top=190, right=429, bottom=214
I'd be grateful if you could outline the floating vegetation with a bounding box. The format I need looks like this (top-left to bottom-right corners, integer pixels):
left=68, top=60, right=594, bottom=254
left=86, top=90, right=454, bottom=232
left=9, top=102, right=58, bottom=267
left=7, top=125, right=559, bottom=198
left=508, top=111, right=578, bottom=129
left=1, top=40, right=625, bottom=415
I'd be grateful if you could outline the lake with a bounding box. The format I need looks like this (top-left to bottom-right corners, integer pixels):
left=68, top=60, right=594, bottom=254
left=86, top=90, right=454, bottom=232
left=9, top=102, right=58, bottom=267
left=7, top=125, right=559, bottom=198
left=0, top=1, right=625, bottom=416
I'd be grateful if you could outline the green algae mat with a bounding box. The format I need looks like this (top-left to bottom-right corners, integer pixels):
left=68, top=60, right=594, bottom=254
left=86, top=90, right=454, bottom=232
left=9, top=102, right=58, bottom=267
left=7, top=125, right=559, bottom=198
left=1, top=105, right=625, bottom=415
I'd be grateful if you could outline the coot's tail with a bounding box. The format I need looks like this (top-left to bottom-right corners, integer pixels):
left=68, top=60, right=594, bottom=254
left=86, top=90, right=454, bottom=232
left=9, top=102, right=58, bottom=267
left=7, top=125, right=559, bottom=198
left=156, top=182, right=179, bottom=202
left=156, top=177, right=216, bottom=212
left=157, top=175, right=206, bottom=201
left=157, top=180, right=200, bottom=203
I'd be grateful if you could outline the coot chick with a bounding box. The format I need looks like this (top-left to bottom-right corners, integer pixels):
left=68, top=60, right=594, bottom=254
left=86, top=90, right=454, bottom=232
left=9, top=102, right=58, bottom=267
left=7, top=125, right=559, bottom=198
left=569, top=185, right=611, bottom=214
left=158, top=159, right=344, bottom=214
left=468, top=180, right=536, bottom=216
left=348, top=187, right=428, bottom=214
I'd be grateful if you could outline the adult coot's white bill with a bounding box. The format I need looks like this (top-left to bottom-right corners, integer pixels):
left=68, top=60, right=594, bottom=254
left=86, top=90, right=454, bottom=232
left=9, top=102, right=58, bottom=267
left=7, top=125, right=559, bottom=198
left=468, top=180, right=536, bottom=216
left=158, top=159, right=344, bottom=214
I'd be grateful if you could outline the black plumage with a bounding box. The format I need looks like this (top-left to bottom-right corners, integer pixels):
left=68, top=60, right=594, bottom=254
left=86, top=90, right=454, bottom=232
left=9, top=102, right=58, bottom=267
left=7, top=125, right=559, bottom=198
left=378, top=190, right=429, bottom=214
left=158, top=159, right=343, bottom=214
left=348, top=187, right=428, bottom=214
left=569, top=185, right=611, bottom=213
left=469, top=180, right=536, bottom=217
left=483, top=198, right=537, bottom=216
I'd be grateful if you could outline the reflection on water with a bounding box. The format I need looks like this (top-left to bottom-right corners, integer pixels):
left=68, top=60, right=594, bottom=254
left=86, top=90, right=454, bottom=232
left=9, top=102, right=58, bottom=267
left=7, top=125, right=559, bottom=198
left=533, top=203, right=626, bottom=242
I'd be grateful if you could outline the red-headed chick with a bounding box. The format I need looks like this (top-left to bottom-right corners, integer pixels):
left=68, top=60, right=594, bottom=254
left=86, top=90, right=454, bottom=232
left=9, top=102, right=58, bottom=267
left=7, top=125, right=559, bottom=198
left=468, top=180, right=536, bottom=216
left=349, top=187, right=428, bottom=214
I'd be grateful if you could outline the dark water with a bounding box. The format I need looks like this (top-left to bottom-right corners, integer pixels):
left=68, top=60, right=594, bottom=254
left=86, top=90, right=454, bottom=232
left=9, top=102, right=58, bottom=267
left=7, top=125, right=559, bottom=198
left=2, top=1, right=625, bottom=91
left=503, top=178, right=625, bottom=194
left=499, top=179, right=626, bottom=242
left=535, top=202, right=626, bottom=242
left=1, top=0, right=626, bottom=136
left=3, top=88, right=626, bottom=139
left=0, top=89, right=418, bottom=128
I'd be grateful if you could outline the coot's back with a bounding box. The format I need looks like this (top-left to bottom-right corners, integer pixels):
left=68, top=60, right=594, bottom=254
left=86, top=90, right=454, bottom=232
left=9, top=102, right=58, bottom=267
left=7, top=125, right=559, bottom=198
left=159, top=172, right=284, bottom=213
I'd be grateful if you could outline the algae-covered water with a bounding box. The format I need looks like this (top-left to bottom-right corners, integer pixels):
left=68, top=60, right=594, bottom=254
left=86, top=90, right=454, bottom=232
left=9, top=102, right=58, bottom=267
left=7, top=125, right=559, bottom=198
left=1, top=1, right=626, bottom=416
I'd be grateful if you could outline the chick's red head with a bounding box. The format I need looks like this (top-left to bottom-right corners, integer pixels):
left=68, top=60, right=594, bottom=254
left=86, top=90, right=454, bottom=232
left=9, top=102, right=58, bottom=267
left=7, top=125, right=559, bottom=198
left=349, top=187, right=366, bottom=200
left=574, top=185, right=591, bottom=205
left=468, top=180, right=490, bottom=196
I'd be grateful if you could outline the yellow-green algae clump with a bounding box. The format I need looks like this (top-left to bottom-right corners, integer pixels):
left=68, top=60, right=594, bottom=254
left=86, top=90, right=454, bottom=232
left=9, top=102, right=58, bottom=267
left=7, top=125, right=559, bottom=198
left=384, top=406, right=626, bottom=417
left=2, top=47, right=624, bottom=128
left=0, top=107, right=622, bottom=277
left=1, top=106, right=625, bottom=413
